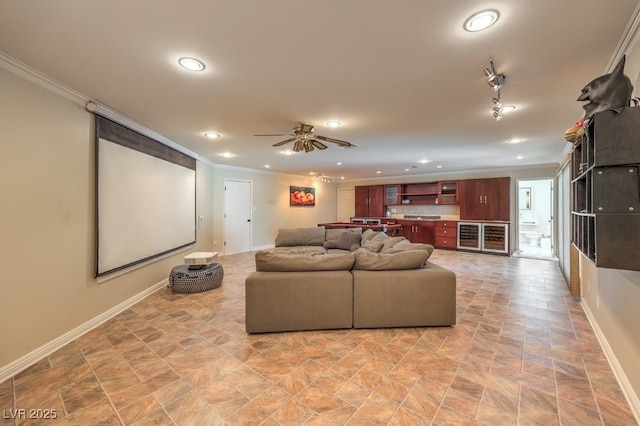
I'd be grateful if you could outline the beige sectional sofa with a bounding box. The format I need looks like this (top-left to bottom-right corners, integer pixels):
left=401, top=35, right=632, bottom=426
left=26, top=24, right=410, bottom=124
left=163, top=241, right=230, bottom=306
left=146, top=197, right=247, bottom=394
left=245, top=226, right=456, bottom=333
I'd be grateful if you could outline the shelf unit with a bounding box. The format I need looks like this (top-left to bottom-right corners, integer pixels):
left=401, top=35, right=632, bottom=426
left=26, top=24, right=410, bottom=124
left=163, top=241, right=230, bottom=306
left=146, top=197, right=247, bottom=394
left=400, top=182, right=439, bottom=205
left=570, top=107, right=640, bottom=271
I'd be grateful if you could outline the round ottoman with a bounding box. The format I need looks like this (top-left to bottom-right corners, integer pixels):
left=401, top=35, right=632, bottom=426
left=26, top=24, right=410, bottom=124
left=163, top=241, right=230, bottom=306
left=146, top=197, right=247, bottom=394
left=169, top=263, right=224, bottom=293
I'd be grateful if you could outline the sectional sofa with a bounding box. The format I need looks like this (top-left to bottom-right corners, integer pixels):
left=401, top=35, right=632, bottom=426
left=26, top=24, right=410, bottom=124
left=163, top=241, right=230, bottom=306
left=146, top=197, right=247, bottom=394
left=245, top=226, right=457, bottom=333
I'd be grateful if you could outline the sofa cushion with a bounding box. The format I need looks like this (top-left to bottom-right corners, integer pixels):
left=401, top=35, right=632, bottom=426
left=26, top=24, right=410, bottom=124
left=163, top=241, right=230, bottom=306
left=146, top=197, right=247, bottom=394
left=269, top=246, right=327, bottom=255
left=255, top=250, right=355, bottom=272
left=275, top=226, right=326, bottom=247
left=324, top=231, right=361, bottom=251
left=352, top=248, right=430, bottom=270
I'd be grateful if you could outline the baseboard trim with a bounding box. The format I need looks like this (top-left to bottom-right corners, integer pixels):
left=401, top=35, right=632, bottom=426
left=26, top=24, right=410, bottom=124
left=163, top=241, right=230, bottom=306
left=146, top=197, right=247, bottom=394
left=582, top=301, right=640, bottom=424
left=0, top=279, right=168, bottom=384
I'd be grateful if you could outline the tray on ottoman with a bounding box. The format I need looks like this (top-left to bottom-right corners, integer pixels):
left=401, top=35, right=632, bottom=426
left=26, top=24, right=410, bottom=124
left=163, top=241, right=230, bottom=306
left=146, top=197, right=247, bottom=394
left=169, top=263, right=224, bottom=293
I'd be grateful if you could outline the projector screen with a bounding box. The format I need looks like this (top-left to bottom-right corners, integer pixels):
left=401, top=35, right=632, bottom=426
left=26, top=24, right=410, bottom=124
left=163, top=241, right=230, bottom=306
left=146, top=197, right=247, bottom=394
left=96, top=116, right=196, bottom=276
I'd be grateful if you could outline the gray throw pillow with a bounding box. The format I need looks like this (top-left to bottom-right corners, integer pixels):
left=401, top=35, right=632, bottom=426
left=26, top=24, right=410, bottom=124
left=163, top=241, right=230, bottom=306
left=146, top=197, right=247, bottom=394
left=324, top=231, right=361, bottom=251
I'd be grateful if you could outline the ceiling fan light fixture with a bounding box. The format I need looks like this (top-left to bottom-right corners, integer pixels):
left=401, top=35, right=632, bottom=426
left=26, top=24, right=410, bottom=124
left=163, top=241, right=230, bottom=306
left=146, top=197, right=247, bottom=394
left=178, top=57, right=206, bottom=71
left=464, top=9, right=500, bottom=32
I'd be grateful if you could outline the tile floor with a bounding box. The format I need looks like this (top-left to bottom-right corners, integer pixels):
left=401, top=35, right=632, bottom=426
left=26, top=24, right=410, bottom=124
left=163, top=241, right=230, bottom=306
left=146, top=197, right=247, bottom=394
left=1, top=250, right=637, bottom=425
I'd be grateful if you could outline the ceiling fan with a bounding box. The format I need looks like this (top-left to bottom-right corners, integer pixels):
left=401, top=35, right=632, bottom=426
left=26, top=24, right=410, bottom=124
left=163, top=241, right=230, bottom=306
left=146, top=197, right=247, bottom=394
left=255, top=122, right=356, bottom=152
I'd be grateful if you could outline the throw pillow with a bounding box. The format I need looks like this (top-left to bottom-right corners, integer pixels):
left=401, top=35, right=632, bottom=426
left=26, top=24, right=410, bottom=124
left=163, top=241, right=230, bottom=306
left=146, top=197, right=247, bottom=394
left=325, top=227, right=362, bottom=244
left=370, top=231, right=390, bottom=242
left=360, top=229, right=379, bottom=245
left=380, top=236, right=407, bottom=252
left=385, top=241, right=434, bottom=260
left=362, top=240, right=384, bottom=253
left=324, top=231, right=361, bottom=251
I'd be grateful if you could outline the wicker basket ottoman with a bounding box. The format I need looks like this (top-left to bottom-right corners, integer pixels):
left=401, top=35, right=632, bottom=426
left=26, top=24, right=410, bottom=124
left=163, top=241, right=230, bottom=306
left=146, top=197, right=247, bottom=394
left=169, top=263, right=224, bottom=293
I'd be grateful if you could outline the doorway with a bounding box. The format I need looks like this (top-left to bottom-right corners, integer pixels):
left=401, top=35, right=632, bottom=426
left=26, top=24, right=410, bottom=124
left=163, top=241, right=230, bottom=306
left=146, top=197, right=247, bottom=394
left=223, top=179, right=252, bottom=254
left=338, top=188, right=355, bottom=222
left=514, top=178, right=556, bottom=260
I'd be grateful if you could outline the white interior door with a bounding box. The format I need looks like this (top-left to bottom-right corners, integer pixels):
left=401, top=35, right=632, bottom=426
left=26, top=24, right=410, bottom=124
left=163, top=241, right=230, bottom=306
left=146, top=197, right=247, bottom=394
left=338, top=188, right=355, bottom=222
left=224, top=179, right=252, bottom=254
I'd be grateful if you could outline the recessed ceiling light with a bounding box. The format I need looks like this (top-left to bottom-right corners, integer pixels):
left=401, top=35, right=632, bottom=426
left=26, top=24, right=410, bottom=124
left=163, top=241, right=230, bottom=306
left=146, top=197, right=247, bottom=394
left=419, top=159, right=428, bottom=164
left=280, top=150, right=295, bottom=156
left=516, top=155, right=524, bottom=160
left=376, top=171, right=382, bottom=174
left=264, top=164, right=270, bottom=168
left=464, top=9, right=500, bottom=32
left=326, top=121, right=342, bottom=128
left=340, top=176, right=345, bottom=180
left=337, top=162, right=342, bottom=165
left=204, top=132, right=220, bottom=139
left=218, top=152, right=234, bottom=158
left=404, top=168, right=411, bottom=172
left=507, top=138, right=525, bottom=144
left=500, top=105, right=516, bottom=113
left=436, top=165, right=443, bottom=169
left=178, top=57, right=206, bottom=71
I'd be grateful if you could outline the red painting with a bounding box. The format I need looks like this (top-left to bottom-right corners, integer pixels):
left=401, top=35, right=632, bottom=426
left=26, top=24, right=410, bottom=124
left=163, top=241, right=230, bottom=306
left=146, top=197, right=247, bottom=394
left=290, top=186, right=315, bottom=207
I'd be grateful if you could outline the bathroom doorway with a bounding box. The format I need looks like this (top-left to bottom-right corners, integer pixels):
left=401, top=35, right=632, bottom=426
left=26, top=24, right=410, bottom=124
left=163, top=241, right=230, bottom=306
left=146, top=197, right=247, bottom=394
left=515, top=178, right=556, bottom=260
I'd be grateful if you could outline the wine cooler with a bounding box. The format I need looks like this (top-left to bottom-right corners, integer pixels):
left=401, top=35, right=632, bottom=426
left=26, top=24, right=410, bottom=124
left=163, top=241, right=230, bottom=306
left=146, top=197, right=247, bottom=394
left=457, top=222, right=509, bottom=254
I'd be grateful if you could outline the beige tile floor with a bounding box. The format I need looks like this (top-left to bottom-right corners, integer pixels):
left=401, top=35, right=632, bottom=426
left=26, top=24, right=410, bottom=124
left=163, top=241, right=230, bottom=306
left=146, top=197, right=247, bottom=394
left=1, top=250, right=637, bottom=425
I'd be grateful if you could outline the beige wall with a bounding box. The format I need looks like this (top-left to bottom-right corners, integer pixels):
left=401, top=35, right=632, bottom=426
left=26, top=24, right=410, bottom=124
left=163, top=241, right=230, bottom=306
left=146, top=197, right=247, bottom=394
left=0, top=67, right=215, bottom=369
left=211, top=166, right=338, bottom=251
left=0, top=64, right=339, bottom=371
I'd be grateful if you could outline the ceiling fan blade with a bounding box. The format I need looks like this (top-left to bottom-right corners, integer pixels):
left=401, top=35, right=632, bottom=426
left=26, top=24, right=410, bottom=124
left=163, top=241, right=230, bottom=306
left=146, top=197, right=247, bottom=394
left=315, top=135, right=353, bottom=147
left=255, top=133, right=294, bottom=137
left=311, top=139, right=328, bottom=150
left=272, top=137, right=297, bottom=147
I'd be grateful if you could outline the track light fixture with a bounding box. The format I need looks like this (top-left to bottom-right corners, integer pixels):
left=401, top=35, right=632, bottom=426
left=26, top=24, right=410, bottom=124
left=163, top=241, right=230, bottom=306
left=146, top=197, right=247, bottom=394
left=484, top=59, right=512, bottom=121
left=484, top=59, right=505, bottom=91
left=313, top=174, right=332, bottom=183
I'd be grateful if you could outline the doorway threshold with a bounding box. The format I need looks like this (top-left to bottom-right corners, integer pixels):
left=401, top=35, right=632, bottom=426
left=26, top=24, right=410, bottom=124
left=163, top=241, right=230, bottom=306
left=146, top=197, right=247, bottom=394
left=512, top=249, right=558, bottom=261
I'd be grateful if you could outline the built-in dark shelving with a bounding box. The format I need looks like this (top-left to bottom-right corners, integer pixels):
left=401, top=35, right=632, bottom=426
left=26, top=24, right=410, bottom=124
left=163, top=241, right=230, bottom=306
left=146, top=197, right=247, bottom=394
left=570, top=107, right=640, bottom=271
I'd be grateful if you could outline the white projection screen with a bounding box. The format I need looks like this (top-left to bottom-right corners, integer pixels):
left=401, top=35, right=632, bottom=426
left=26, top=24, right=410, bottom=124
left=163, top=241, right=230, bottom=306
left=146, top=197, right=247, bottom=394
left=96, top=116, right=196, bottom=276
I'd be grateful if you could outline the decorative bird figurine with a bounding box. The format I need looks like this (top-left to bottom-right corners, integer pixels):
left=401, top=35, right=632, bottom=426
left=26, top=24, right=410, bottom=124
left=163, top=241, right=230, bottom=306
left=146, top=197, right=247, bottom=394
left=564, top=117, right=585, bottom=144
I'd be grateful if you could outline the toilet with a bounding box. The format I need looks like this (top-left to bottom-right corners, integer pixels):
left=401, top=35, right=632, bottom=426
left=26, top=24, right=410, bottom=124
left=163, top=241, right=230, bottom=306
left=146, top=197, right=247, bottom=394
left=523, top=231, right=542, bottom=246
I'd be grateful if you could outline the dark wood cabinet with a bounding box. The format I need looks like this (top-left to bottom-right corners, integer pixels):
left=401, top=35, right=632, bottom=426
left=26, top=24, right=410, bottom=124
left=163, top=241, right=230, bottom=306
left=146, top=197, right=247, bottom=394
left=434, top=220, right=458, bottom=249
left=438, top=181, right=459, bottom=205
left=397, top=220, right=435, bottom=244
left=459, top=177, right=510, bottom=221
left=384, top=184, right=400, bottom=206
left=571, top=107, right=640, bottom=271
left=355, top=185, right=385, bottom=217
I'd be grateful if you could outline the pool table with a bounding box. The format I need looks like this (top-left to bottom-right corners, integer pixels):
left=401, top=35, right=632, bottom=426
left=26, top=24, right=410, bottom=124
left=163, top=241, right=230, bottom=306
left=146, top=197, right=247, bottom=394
left=318, top=221, right=402, bottom=236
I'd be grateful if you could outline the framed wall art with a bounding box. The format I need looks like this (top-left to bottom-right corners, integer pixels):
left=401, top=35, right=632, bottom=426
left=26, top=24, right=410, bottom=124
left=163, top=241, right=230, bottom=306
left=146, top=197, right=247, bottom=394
left=290, top=186, right=315, bottom=207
